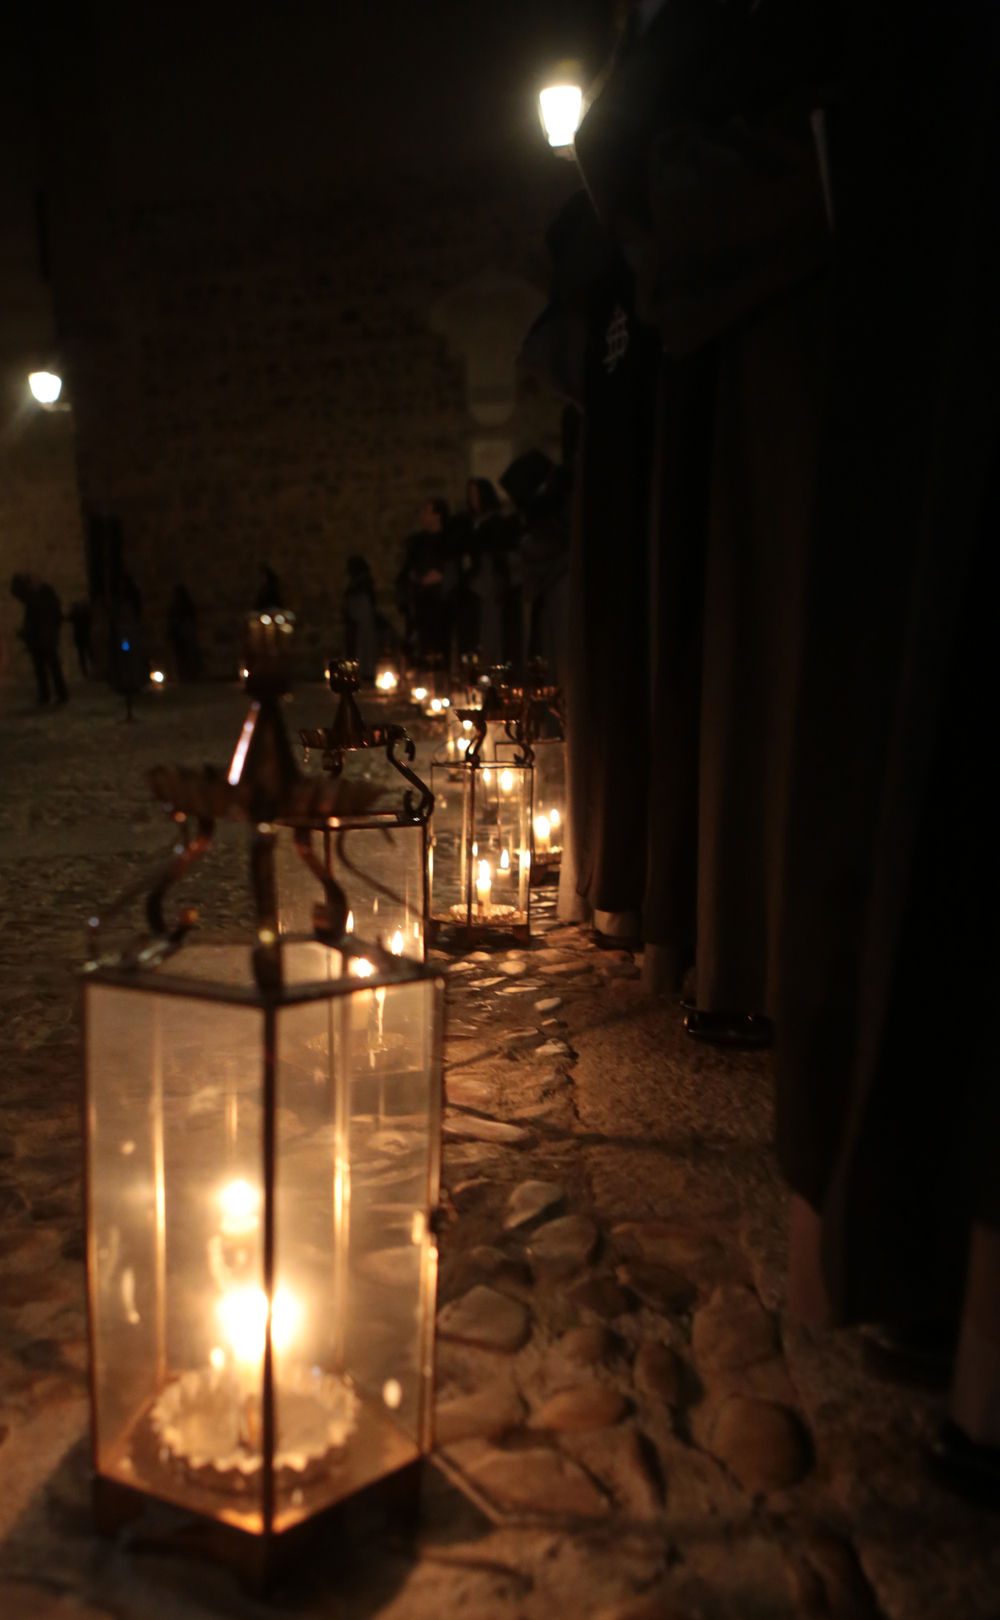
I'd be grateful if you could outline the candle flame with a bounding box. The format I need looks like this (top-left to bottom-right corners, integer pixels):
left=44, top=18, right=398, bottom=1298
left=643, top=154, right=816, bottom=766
left=390, top=929, right=405, bottom=955
left=412, top=686, right=427, bottom=701
left=535, top=815, right=551, bottom=840
left=500, top=769, right=513, bottom=792
left=500, top=849, right=510, bottom=870
left=217, top=1287, right=299, bottom=1366
left=549, top=807, right=561, bottom=827
left=218, top=1177, right=260, bottom=1235
left=482, top=768, right=491, bottom=784
left=477, top=859, right=491, bottom=886
left=351, top=958, right=374, bottom=978
left=346, top=910, right=354, bottom=933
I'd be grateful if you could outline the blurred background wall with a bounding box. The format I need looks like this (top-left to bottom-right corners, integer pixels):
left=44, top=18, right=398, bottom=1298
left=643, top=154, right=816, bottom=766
left=0, top=0, right=615, bottom=677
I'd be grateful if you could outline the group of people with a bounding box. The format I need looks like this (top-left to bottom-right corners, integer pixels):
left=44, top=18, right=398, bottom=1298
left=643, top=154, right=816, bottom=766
left=524, top=0, right=999, bottom=1504
left=392, top=441, right=576, bottom=686
left=7, top=572, right=203, bottom=702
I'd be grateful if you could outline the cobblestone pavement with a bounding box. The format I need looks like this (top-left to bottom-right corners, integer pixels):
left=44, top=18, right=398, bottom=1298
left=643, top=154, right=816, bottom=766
left=1, top=678, right=998, bottom=1619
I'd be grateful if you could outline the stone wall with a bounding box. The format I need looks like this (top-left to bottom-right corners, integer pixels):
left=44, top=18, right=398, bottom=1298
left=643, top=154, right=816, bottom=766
left=0, top=18, right=86, bottom=675
left=61, top=158, right=573, bottom=678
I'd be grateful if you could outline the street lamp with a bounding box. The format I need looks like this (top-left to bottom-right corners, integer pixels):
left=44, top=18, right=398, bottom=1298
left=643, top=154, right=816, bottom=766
left=538, top=78, right=583, bottom=151
left=28, top=370, right=63, bottom=405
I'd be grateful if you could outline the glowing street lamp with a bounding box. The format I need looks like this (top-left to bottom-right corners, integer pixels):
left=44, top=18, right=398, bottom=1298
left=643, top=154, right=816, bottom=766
left=28, top=370, right=63, bottom=405
left=538, top=81, right=583, bottom=150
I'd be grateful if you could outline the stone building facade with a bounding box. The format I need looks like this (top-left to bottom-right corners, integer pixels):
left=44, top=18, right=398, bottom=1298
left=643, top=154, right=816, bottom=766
left=22, top=2, right=597, bottom=679
left=0, top=12, right=86, bottom=674
left=57, top=164, right=571, bottom=677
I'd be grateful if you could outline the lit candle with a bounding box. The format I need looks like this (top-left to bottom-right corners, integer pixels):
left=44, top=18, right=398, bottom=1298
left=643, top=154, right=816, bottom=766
left=476, top=859, right=492, bottom=918
left=500, top=848, right=510, bottom=873
left=534, top=814, right=551, bottom=853
left=500, top=769, right=513, bottom=792
left=390, top=929, right=405, bottom=955
left=482, top=768, right=492, bottom=785
left=549, top=807, right=561, bottom=830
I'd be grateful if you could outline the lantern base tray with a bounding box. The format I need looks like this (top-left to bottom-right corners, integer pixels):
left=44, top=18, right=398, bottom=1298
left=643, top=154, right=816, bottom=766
left=148, top=1366, right=359, bottom=1496
left=93, top=1452, right=425, bottom=1595
left=433, top=912, right=530, bottom=945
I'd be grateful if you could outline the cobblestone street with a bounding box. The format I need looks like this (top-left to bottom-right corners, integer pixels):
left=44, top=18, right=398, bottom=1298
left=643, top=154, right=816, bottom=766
left=1, top=679, right=998, bottom=1620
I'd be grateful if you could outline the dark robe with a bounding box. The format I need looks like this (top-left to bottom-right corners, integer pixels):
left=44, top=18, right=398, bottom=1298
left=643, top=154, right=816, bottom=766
left=574, top=0, right=837, bottom=993
left=555, top=242, right=661, bottom=928
left=774, top=0, right=1000, bottom=1324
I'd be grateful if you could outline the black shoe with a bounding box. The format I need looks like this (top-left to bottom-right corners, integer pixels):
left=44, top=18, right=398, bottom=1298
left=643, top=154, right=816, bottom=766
left=860, top=1321, right=957, bottom=1391
left=682, top=1007, right=773, bottom=1048
left=925, top=1420, right=1000, bottom=1510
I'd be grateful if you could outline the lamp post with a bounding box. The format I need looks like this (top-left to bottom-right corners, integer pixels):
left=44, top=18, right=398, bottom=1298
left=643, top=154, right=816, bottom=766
left=83, top=618, right=444, bottom=1588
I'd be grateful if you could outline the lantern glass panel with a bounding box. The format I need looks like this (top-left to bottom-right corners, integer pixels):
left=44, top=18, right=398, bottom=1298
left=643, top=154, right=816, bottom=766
left=86, top=940, right=440, bottom=1536
left=429, top=760, right=531, bottom=929
left=275, top=822, right=426, bottom=960
left=530, top=738, right=566, bottom=877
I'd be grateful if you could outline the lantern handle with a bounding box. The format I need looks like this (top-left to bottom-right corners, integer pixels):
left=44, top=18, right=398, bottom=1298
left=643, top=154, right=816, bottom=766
left=386, top=726, right=434, bottom=823
left=85, top=813, right=213, bottom=968
left=290, top=826, right=350, bottom=942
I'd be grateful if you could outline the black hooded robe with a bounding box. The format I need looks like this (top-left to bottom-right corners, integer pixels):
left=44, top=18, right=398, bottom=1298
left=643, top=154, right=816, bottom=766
left=774, top=0, right=1000, bottom=1323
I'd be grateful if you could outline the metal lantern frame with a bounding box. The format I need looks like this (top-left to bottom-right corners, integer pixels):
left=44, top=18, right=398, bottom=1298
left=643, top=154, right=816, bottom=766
left=429, top=674, right=535, bottom=944
left=298, top=662, right=433, bottom=963
left=82, top=624, right=444, bottom=1588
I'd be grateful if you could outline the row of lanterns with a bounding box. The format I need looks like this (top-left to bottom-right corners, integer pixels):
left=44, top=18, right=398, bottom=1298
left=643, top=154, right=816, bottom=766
left=79, top=50, right=583, bottom=1582
left=82, top=616, right=565, bottom=1581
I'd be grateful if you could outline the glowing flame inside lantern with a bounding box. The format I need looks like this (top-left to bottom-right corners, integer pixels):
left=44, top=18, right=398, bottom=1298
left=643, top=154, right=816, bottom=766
left=217, top=1287, right=299, bottom=1369
left=500, top=769, right=513, bottom=792
left=500, top=849, right=510, bottom=871
left=390, top=929, right=405, bottom=956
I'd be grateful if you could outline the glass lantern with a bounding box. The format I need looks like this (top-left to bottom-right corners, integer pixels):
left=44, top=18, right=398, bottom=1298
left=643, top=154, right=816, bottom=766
left=293, top=662, right=432, bottom=962
left=522, top=662, right=566, bottom=887
left=428, top=685, right=533, bottom=943
left=83, top=622, right=444, bottom=1586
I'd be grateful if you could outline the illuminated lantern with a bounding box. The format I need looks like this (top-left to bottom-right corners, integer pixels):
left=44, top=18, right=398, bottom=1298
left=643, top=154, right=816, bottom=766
left=523, top=660, right=566, bottom=886
left=429, top=673, right=533, bottom=942
left=83, top=621, right=444, bottom=1586
left=296, top=661, right=432, bottom=961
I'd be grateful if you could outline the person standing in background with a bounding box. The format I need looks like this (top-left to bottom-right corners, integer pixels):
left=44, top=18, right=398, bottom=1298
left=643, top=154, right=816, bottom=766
left=166, top=583, right=201, bottom=681
left=10, top=573, right=68, bottom=704
left=68, top=599, right=93, bottom=677
left=254, top=564, right=283, bottom=612
left=342, top=554, right=378, bottom=681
